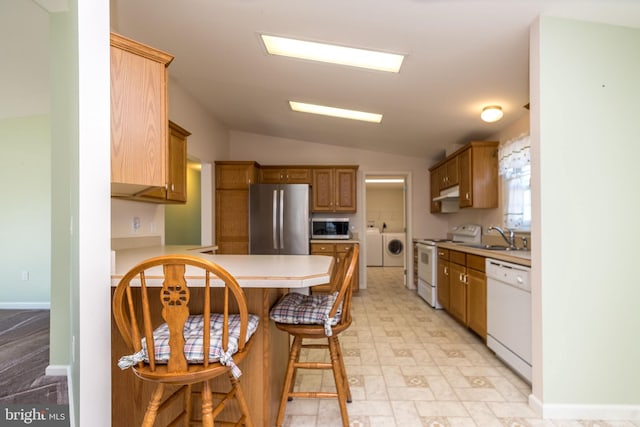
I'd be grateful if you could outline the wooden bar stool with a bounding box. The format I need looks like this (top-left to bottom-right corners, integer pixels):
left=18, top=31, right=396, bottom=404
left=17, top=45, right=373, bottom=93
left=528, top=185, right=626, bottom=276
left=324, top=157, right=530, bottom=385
left=269, top=246, right=359, bottom=427
left=112, top=254, right=257, bottom=426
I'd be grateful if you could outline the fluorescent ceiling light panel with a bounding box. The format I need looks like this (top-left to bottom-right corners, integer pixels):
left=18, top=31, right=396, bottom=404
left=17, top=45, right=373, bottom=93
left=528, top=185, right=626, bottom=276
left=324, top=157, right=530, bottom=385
left=289, top=101, right=382, bottom=123
left=261, top=34, right=404, bottom=73
left=365, top=179, right=404, bottom=183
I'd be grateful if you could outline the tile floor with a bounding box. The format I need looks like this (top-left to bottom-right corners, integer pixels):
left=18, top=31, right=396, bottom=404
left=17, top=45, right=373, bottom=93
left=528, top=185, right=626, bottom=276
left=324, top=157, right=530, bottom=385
left=281, top=267, right=640, bottom=427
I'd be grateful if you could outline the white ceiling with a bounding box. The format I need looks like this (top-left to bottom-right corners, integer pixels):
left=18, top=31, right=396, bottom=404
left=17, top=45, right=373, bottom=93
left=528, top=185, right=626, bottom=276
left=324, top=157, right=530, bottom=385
left=5, top=1, right=640, bottom=162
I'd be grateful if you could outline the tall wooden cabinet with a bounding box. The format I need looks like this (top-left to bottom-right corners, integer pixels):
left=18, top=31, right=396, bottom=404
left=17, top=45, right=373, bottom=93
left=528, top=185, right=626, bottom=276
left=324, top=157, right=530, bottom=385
left=311, top=167, right=358, bottom=213
left=110, top=32, right=174, bottom=197
left=214, top=161, right=259, bottom=254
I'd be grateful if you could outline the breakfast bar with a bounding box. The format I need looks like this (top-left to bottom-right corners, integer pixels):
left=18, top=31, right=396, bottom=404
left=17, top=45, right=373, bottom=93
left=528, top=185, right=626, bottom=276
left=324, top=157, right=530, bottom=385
left=110, top=246, right=334, bottom=426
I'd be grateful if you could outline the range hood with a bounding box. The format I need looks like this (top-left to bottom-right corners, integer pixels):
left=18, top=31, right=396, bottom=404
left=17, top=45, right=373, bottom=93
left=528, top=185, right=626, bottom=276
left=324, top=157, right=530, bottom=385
left=433, top=185, right=460, bottom=213
left=433, top=185, right=460, bottom=201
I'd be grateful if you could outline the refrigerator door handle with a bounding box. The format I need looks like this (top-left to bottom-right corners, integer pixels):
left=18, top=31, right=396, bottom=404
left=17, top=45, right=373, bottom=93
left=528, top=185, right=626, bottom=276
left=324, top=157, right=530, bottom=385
left=279, top=189, right=285, bottom=249
left=272, top=190, right=278, bottom=250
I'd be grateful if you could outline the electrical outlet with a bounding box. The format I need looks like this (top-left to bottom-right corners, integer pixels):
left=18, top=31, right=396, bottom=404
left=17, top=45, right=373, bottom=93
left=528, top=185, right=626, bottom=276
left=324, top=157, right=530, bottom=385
left=21, top=271, right=29, bottom=281
left=131, top=216, right=141, bottom=234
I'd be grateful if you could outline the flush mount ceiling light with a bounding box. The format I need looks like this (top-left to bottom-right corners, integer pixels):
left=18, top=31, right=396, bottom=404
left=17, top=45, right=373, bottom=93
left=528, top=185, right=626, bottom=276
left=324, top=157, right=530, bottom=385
left=481, top=105, right=504, bottom=123
left=289, top=101, right=383, bottom=123
left=261, top=34, right=404, bottom=73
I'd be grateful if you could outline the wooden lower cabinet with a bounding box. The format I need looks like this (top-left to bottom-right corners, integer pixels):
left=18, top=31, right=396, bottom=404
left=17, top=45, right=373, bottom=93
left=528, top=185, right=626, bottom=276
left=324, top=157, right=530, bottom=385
left=449, top=256, right=467, bottom=324
left=436, top=248, right=450, bottom=310
left=442, top=249, right=487, bottom=340
left=310, top=242, right=359, bottom=293
left=466, top=254, right=487, bottom=339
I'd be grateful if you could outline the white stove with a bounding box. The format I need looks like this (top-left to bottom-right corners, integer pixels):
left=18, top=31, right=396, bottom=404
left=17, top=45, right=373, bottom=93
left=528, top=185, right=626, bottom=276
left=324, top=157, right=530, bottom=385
left=416, top=224, right=481, bottom=308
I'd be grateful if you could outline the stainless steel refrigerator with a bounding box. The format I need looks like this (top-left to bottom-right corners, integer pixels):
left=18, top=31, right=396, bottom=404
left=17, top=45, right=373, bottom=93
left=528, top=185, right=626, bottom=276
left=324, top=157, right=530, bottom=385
left=249, top=184, right=310, bottom=255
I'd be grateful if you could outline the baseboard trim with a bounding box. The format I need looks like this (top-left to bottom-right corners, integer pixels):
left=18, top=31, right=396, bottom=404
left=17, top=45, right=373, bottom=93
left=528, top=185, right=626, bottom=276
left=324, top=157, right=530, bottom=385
left=530, top=394, right=640, bottom=420
left=45, top=364, right=68, bottom=377
left=0, top=302, right=50, bottom=310
left=46, top=364, right=75, bottom=427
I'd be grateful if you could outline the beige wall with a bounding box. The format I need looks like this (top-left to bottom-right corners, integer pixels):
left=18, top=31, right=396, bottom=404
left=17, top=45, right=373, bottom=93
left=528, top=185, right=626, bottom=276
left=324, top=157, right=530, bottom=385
left=366, top=187, right=405, bottom=233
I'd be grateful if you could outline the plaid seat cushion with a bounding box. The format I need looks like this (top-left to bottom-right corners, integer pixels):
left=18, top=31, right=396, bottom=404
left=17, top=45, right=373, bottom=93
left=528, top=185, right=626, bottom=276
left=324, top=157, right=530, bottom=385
left=118, top=313, right=259, bottom=378
left=269, top=291, right=342, bottom=336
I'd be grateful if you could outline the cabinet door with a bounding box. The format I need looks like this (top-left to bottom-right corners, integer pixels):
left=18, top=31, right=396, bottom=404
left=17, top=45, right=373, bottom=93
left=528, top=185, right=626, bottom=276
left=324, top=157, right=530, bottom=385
left=437, top=258, right=450, bottom=310
left=166, top=121, right=189, bottom=202
left=215, top=190, right=249, bottom=254
left=334, top=168, right=357, bottom=212
left=216, top=162, right=258, bottom=189
left=466, top=267, right=486, bottom=339
left=449, top=262, right=467, bottom=324
left=312, top=169, right=334, bottom=211
left=442, top=157, right=459, bottom=189
left=430, top=169, right=441, bottom=213
left=310, top=243, right=336, bottom=293
left=285, top=168, right=312, bottom=184
left=259, top=168, right=284, bottom=184
left=458, top=148, right=473, bottom=208
left=110, top=34, right=172, bottom=190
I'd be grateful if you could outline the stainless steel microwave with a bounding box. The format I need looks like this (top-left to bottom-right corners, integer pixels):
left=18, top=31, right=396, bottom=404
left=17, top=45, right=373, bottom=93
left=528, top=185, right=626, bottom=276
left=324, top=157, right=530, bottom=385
left=311, top=218, right=350, bottom=239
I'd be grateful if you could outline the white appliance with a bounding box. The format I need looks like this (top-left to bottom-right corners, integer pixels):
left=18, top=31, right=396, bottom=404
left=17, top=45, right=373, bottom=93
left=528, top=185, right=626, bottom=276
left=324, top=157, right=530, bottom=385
left=382, top=233, right=405, bottom=267
left=366, top=227, right=383, bottom=266
left=415, top=224, right=482, bottom=308
left=486, top=258, right=532, bottom=382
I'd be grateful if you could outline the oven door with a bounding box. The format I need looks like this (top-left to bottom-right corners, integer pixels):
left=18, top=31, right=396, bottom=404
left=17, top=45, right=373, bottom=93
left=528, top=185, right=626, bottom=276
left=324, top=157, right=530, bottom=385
left=417, top=243, right=435, bottom=282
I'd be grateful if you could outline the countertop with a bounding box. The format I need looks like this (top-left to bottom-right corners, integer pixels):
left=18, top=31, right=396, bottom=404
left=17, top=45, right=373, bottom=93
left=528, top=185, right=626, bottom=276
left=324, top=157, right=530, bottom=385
left=436, top=242, right=531, bottom=267
left=310, top=239, right=360, bottom=244
left=111, top=245, right=334, bottom=288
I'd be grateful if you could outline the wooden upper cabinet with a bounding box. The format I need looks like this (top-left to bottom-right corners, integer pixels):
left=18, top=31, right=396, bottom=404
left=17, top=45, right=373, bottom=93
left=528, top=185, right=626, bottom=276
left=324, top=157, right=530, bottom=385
left=311, top=167, right=357, bottom=213
left=134, top=121, right=190, bottom=203
left=216, top=161, right=259, bottom=189
left=166, top=121, right=190, bottom=202
left=110, top=32, right=174, bottom=196
left=259, top=167, right=311, bottom=184
left=428, top=140, right=498, bottom=212
left=458, top=142, right=499, bottom=209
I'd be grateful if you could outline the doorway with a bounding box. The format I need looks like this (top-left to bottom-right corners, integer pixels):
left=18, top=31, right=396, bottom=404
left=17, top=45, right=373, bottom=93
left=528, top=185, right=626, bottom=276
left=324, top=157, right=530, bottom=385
left=364, top=174, right=408, bottom=287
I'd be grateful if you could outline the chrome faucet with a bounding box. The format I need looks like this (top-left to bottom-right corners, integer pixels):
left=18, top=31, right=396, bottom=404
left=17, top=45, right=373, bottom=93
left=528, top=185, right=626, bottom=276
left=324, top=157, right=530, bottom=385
left=488, top=226, right=516, bottom=249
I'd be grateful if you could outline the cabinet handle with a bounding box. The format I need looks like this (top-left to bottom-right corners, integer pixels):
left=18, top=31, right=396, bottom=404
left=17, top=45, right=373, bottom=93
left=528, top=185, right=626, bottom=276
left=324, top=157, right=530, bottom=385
left=171, top=184, right=175, bottom=192
left=465, top=192, right=470, bottom=200
left=444, top=266, right=448, bottom=275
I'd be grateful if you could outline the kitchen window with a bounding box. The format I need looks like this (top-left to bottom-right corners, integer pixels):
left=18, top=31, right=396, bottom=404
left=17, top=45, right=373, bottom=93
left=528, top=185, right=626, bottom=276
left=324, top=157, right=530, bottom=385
left=499, top=134, right=531, bottom=231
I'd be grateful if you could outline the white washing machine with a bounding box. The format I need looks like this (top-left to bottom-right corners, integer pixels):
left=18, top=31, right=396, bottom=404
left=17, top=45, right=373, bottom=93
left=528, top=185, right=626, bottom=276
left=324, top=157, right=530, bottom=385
left=382, top=233, right=406, bottom=267
left=366, top=227, right=383, bottom=266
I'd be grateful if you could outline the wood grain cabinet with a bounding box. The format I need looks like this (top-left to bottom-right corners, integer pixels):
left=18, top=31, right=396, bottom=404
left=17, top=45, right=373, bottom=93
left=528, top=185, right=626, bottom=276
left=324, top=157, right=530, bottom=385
left=465, top=254, right=487, bottom=339
left=215, top=161, right=259, bottom=254
left=311, top=167, right=358, bottom=213
left=428, top=141, right=498, bottom=213
left=310, top=242, right=359, bottom=293
left=437, top=248, right=450, bottom=310
left=110, top=32, right=174, bottom=197
left=259, top=167, right=311, bottom=184
left=444, top=249, right=487, bottom=339
left=448, top=250, right=467, bottom=324
left=134, top=121, right=190, bottom=203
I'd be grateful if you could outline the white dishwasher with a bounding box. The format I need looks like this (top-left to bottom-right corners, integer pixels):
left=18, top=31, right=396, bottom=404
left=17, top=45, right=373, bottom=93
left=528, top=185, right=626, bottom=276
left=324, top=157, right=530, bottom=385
left=486, top=258, right=532, bottom=382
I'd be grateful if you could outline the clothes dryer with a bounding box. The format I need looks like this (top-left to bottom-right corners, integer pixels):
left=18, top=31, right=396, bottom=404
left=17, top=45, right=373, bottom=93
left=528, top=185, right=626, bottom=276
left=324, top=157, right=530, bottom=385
left=366, top=227, right=383, bottom=266
left=382, top=233, right=405, bottom=267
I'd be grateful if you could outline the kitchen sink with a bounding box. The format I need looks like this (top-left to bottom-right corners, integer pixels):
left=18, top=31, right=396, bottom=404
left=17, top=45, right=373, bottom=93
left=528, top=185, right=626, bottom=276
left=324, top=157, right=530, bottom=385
left=462, top=244, right=527, bottom=251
